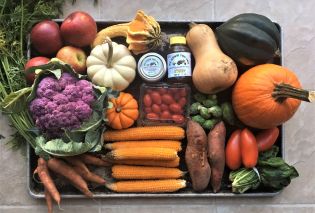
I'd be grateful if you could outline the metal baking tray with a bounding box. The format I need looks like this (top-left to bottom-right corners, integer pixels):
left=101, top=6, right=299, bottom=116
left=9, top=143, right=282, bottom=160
left=27, top=21, right=284, bottom=198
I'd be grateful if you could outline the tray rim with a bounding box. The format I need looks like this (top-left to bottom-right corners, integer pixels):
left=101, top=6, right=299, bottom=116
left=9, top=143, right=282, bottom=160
left=27, top=20, right=284, bottom=199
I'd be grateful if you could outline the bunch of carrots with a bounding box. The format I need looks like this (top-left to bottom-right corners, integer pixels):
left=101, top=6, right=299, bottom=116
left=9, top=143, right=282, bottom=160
left=102, top=126, right=187, bottom=193
left=34, top=154, right=109, bottom=213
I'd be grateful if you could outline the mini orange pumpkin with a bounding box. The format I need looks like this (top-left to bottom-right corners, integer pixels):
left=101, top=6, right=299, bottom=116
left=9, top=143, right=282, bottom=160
left=232, top=64, right=314, bottom=129
left=106, top=92, right=139, bottom=129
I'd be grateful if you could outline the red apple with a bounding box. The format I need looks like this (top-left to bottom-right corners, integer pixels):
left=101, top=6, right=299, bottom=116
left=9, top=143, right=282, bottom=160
left=30, top=20, right=63, bottom=56
left=60, top=11, right=97, bottom=47
left=24, top=57, right=50, bottom=84
left=56, top=46, right=87, bottom=74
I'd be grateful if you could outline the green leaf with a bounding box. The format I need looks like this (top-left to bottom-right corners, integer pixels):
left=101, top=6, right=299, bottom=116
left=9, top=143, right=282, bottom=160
left=35, top=132, right=101, bottom=157
left=70, top=111, right=102, bottom=133
left=86, top=128, right=103, bottom=152
left=1, top=87, right=32, bottom=113
left=259, top=146, right=279, bottom=160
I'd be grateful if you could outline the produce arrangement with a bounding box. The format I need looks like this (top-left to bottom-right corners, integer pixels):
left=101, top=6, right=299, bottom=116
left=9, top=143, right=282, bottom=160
left=1, top=4, right=313, bottom=213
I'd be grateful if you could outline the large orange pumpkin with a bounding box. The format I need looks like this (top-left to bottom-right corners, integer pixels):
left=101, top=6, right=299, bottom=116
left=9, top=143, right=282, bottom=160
left=232, top=64, right=313, bottom=129
left=107, top=92, right=139, bottom=129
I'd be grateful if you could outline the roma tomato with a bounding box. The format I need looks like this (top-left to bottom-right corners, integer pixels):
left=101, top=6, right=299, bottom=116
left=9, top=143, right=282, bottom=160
left=162, top=94, right=175, bottom=105
left=160, top=104, right=169, bottom=111
left=146, top=113, right=159, bottom=120
left=169, top=103, right=182, bottom=113
left=256, top=127, right=279, bottom=151
left=150, top=92, right=162, bottom=105
left=172, top=114, right=185, bottom=124
left=160, top=110, right=172, bottom=120
left=144, top=107, right=152, bottom=113
left=143, top=94, right=152, bottom=107
left=157, top=88, right=167, bottom=95
left=151, top=104, right=161, bottom=114
left=241, top=128, right=258, bottom=168
left=178, top=97, right=187, bottom=107
left=225, top=130, right=242, bottom=170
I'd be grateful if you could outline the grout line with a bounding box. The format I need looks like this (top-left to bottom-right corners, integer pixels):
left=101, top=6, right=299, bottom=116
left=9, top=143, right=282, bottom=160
left=212, top=0, right=215, bottom=21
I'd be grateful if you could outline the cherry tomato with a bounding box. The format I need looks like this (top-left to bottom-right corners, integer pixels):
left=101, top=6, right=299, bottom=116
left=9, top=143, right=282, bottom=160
left=143, top=94, right=152, bottom=107
left=169, top=103, right=182, bottom=113
left=160, top=104, right=169, bottom=111
left=146, top=113, right=159, bottom=120
left=173, top=93, right=181, bottom=101
left=151, top=104, right=161, bottom=114
left=178, top=88, right=187, bottom=97
left=172, top=114, right=185, bottom=124
left=162, top=94, right=175, bottom=105
left=150, top=92, right=162, bottom=105
left=178, top=97, right=187, bottom=107
left=144, top=107, right=152, bottom=113
left=256, top=127, right=279, bottom=152
left=241, top=128, right=258, bottom=168
left=160, top=110, right=172, bottom=120
left=146, top=89, right=153, bottom=94
left=225, top=130, right=242, bottom=170
left=157, top=88, right=167, bottom=95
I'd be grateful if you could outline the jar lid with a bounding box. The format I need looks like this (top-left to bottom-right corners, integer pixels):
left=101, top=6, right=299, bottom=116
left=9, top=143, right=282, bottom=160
left=137, top=53, right=167, bottom=82
left=170, top=36, right=186, bottom=45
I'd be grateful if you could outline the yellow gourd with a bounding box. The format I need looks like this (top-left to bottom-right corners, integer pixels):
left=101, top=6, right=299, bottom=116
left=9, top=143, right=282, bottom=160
left=186, top=23, right=238, bottom=94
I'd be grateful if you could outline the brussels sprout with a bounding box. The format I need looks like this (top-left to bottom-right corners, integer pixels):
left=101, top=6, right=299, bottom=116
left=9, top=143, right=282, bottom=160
left=221, top=102, right=237, bottom=126
left=199, top=106, right=211, bottom=119
left=202, top=99, right=218, bottom=108
left=207, top=94, right=217, bottom=100
left=202, top=119, right=220, bottom=130
left=191, top=115, right=206, bottom=125
left=193, top=93, right=207, bottom=103
left=209, top=106, right=222, bottom=118
left=190, top=102, right=202, bottom=115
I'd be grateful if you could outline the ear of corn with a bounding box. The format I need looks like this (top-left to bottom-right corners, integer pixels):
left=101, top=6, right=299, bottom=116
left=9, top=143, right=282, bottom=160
left=105, top=140, right=182, bottom=151
left=112, top=157, right=180, bottom=168
left=105, top=147, right=178, bottom=161
left=103, top=126, right=185, bottom=141
left=112, top=165, right=185, bottom=180
left=106, top=179, right=186, bottom=193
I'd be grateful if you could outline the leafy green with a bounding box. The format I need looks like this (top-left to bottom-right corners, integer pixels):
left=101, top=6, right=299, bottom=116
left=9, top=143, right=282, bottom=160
left=1, top=87, right=31, bottom=113
left=229, top=146, right=299, bottom=193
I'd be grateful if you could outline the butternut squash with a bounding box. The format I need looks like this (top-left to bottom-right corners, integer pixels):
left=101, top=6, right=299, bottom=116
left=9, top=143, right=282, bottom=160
left=186, top=23, right=238, bottom=94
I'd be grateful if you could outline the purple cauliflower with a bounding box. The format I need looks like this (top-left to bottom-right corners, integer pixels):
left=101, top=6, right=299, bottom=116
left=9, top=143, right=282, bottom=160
left=29, top=73, right=96, bottom=139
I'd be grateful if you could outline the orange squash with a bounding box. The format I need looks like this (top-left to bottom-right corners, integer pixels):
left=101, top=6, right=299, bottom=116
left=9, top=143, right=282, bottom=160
left=232, top=64, right=314, bottom=129
left=107, top=92, right=139, bottom=129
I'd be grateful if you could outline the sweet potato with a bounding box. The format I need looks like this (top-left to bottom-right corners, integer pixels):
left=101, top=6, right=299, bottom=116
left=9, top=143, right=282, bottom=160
left=208, top=121, right=226, bottom=193
left=185, top=120, right=211, bottom=192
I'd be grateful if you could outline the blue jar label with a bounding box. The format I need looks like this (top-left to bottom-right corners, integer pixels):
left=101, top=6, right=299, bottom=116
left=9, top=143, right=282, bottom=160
left=167, top=52, right=191, bottom=78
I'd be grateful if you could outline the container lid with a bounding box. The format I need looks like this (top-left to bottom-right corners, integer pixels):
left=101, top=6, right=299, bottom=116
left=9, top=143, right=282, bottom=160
left=170, top=36, right=186, bottom=45
left=137, top=53, right=167, bottom=82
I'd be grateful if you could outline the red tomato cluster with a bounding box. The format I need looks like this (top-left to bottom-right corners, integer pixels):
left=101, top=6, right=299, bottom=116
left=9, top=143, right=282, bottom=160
left=225, top=127, right=279, bottom=170
left=142, top=87, right=188, bottom=124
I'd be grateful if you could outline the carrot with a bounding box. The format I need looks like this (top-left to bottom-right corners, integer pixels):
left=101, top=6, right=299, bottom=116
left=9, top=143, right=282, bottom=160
left=47, top=158, right=93, bottom=198
left=207, top=121, right=226, bottom=193
left=44, top=188, right=53, bottom=213
left=37, top=158, right=61, bottom=206
left=72, top=166, right=106, bottom=185
left=63, top=156, right=105, bottom=185
left=79, top=154, right=111, bottom=167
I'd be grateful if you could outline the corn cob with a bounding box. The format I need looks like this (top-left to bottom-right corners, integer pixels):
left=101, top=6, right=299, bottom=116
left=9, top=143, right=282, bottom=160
left=113, top=157, right=180, bottom=168
left=103, top=126, right=185, bottom=141
left=106, top=179, right=186, bottom=193
left=105, top=147, right=178, bottom=161
left=112, top=165, right=185, bottom=180
left=105, top=140, right=182, bottom=151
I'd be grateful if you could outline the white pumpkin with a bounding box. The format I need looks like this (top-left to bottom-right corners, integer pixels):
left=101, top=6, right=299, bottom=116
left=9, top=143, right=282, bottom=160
left=86, top=40, right=136, bottom=91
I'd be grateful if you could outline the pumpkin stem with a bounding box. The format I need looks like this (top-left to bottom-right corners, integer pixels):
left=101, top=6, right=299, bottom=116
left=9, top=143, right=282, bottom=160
left=115, top=107, right=122, bottom=113
left=103, top=37, right=113, bottom=67
left=188, top=22, right=197, bottom=29
left=272, top=83, right=314, bottom=103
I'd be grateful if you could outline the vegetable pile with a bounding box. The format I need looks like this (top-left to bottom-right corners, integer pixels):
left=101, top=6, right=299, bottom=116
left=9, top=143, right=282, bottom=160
left=0, top=6, right=311, bottom=212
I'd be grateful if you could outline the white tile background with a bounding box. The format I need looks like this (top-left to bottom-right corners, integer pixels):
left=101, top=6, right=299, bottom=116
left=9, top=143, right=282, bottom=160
left=1, top=0, right=315, bottom=212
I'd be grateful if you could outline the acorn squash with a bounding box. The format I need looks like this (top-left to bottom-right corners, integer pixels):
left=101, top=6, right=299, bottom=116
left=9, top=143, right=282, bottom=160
left=215, top=13, right=280, bottom=66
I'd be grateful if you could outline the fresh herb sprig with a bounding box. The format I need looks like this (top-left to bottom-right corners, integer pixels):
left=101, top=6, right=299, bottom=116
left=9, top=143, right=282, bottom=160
left=0, top=0, right=66, bottom=149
